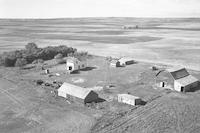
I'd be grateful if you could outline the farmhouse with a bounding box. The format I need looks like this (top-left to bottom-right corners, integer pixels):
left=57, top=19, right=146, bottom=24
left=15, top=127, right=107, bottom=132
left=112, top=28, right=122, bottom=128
left=118, top=57, right=134, bottom=66
left=156, top=67, right=199, bottom=92
left=66, top=57, right=87, bottom=73
left=58, top=82, right=99, bottom=104
left=110, top=59, right=121, bottom=67
left=118, top=94, right=142, bottom=106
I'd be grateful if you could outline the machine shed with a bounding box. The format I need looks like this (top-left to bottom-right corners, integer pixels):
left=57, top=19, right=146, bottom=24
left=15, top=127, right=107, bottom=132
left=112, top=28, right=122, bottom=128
left=58, top=82, right=99, bottom=104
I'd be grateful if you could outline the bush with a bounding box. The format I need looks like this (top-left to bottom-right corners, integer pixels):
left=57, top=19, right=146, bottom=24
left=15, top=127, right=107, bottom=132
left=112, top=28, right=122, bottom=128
left=35, top=79, right=44, bottom=85
left=56, top=59, right=66, bottom=64
left=0, top=43, right=80, bottom=67
left=15, top=58, right=27, bottom=67
left=54, top=53, right=63, bottom=59
left=4, top=57, right=16, bottom=67
left=74, top=51, right=88, bottom=61
left=32, top=59, right=44, bottom=64
left=25, top=42, right=38, bottom=53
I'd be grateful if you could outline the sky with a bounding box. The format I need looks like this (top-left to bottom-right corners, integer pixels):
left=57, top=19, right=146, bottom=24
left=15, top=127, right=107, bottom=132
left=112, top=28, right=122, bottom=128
left=0, top=0, right=200, bottom=18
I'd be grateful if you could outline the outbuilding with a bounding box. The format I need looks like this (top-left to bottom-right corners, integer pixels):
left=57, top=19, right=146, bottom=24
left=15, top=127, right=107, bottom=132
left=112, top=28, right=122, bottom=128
left=156, top=67, right=199, bottom=92
left=58, top=82, right=99, bottom=104
left=118, top=57, right=134, bottom=66
left=118, top=94, right=142, bottom=106
left=110, top=59, right=121, bottom=67
left=66, top=57, right=87, bottom=73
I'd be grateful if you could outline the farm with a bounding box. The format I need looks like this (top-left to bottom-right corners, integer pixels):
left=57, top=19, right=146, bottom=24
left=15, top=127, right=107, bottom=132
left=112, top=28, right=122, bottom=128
left=1, top=18, right=200, bottom=133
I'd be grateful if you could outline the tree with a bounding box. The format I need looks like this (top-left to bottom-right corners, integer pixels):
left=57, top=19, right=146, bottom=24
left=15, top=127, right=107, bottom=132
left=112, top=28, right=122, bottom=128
left=15, top=58, right=27, bottom=67
left=54, top=53, right=63, bottom=59
left=25, top=42, right=38, bottom=53
left=3, top=57, right=16, bottom=67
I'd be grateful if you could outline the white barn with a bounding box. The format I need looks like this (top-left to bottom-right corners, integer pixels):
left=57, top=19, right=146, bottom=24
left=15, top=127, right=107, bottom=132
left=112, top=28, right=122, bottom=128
left=58, top=82, right=99, bottom=104
left=167, top=67, right=199, bottom=92
left=156, top=67, right=199, bottom=92
left=66, top=57, right=87, bottom=73
left=118, top=94, right=142, bottom=106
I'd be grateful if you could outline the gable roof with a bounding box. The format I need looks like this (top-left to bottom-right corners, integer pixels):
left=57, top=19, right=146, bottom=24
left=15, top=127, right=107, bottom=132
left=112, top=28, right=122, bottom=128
left=167, top=67, right=189, bottom=80
left=118, top=57, right=134, bottom=63
left=175, top=75, right=199, bottom=86
left=58, top=82, right=92, bottom=99
left=118, top=94, right=140, bottom=100
left=110, top=59, right=119, bottom=64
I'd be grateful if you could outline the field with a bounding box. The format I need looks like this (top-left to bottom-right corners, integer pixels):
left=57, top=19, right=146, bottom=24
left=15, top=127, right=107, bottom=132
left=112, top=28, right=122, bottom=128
left=1, top=18, right=200, bottom=133
left=1, top=18, right=200, bottom=70
left=0, top=55, right=200, bottom=133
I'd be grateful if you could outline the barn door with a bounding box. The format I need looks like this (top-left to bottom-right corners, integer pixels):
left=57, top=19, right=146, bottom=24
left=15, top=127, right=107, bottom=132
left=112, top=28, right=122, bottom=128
left=181, top=86, right=184, bottom=92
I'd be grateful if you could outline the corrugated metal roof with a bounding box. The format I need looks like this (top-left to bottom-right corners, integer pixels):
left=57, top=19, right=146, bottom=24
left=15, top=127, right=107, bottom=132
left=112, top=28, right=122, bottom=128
left=118, top=94, right=140, bottom=100
left=167, top=67, right=189, bottom=80
left=175, top=75, right=199, bottom=86
left=167, top=66, right=185, bottom=73
left=58, top=82, right=92, bottom=99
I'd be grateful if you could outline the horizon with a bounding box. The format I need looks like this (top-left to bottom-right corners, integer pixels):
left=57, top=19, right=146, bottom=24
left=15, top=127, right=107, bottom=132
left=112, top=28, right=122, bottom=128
left=1, top=17, right=200, bottom=20
left=0, top=0, right=200, bottom=18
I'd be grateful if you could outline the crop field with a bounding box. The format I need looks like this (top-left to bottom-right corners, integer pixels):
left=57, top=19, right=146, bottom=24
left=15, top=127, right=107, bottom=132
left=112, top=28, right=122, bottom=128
left=1, top=18, right=200, bottom=70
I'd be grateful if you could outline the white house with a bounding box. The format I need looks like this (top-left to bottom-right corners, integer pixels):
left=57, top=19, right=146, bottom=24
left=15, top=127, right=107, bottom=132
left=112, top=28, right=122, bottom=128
left=58, top=82, right=99, bottom=104
left=118, top=94, right=142, bottom=106
left=66, top=57, right=87, bottom=73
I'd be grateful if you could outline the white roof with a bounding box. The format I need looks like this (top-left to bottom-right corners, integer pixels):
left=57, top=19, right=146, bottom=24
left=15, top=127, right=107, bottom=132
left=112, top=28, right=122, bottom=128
left=175, top=75, right=199, bottom=86
left=118, top=94, right=140, bottom=100
left=110, top=59, right=119, bottom=64
left=118, top=57, right=134, bottom=62
left=58, top=82, right=92, bottom=99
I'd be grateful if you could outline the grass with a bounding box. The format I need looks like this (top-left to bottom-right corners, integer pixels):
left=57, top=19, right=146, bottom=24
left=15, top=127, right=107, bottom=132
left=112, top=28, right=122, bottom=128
left=1, top=18, right=200, bottom=133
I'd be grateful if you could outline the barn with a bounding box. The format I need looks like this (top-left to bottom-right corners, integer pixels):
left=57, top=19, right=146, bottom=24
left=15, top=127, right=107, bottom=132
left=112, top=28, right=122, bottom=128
left=118, top=94, right=142, bottom=106
left=58, top=82, right=99, bottom=104
left=118, top=57, right=134, bottom=66
left=156, top=67, right=199, bottom=92
left=66, top=57, right=87, bottom=73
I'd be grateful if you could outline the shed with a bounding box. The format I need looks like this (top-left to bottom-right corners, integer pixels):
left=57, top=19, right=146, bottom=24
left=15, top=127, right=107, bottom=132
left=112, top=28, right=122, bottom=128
left=110, top=59, right=121, bottom=67
left=66, top=57, right=87, bottom=73
left=118, top=57, right=134, bottom=66
left=118, top=94, right=142, bottom=106
left=58, top=82, right=98, bottom=104
left=156, top=67, right=199, bottom=92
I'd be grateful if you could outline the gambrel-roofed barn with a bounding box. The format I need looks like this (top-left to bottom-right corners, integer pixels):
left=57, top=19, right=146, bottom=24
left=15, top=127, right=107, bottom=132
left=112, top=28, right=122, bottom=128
left=58, top=82, right=99, bottom=104
left=156, top=67, right=199, bottom=92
